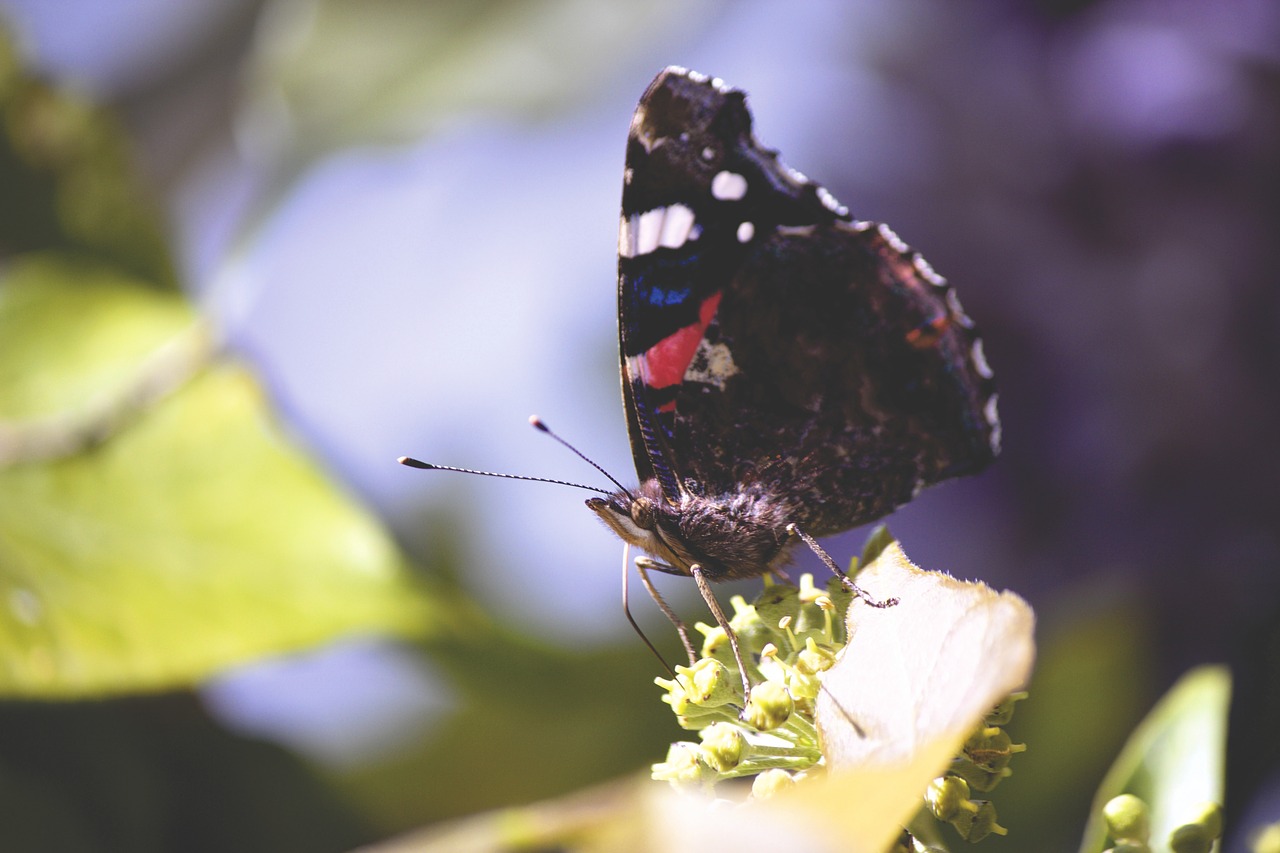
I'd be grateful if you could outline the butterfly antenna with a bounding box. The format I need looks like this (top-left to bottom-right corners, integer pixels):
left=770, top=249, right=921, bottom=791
left=397, top=456, right=610, bottom=495
left=528, top=416, right=632, bottom=498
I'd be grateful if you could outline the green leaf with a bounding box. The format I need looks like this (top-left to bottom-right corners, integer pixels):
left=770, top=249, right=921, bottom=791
left=1079, top=666, right=1231, bottom=853
left=992, top=594, right=1155, bottom=848
left=242, top=0, right=719, bottom=164
left=0, top=28, right=176, bottom=288
left=0, top=255, right=198, bottom=430
left=0, top=260, right=436, bottom=698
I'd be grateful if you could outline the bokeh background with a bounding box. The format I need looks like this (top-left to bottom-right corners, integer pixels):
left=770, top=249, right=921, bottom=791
left=0, top=0, right=1277, bottom=850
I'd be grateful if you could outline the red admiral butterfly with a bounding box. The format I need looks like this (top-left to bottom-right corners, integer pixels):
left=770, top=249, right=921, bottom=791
left=404, top=67, right=999, bottom=697
left=584, top=67, right=999, bottom=678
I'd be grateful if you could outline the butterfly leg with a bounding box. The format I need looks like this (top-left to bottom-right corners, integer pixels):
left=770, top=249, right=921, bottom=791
left=690, top=564, right=754, bottom=704
left=786, top=523, right=899, bottom=608
left=620, top=546, right=683, bottom=675
left=633, top=557, right=698, bottom=665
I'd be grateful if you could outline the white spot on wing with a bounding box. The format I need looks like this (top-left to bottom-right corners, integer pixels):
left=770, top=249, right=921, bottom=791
left=625, top=354, right=649, bottom=384
left=877, top=223, right=909, bottom=254
left=817, top=186, right=848, bottom=216
left=984, top=394, right=1002, bottom=453
left=621, top=205, right=700, bottom=258
left=914, top=254, right=947, bottom=287
left=737, top=221, right=755, bottom=243
left=711, top=171, right=748, bottom=201
left=946, top=288, right=975, bottom=328
left=659, top=203, right=697, bottom=250
left=636, top=208, right=665, bottom=256
left=971, top=339, right=994, bottom=380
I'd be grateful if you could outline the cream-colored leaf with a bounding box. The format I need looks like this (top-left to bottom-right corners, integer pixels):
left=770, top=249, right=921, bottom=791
left=775, top=542, right=1036, bottom=851
left=817, top=542, right=1036, bottom=767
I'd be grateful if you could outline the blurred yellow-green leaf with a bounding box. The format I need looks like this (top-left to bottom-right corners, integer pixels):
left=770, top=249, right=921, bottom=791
left=242, top=0, right=718, bottom=165
left=993, top=589, right=1157, bottom=850
left=1079, top=665, right=1231, bottom=853
left=0, top=257, right=437, bottom=697
left=0, top=28, right=176, bottom=288
left=0, top=255, right=197, bottom=431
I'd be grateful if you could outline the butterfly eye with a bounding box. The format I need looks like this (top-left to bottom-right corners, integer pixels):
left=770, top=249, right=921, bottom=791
left=630, top=496, right=658, bottom=530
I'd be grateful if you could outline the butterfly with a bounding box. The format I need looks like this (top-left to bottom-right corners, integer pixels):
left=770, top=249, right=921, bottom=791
left=582, top=67, right=1000, bottom=686
left=402, top=66, right=999, bottom=698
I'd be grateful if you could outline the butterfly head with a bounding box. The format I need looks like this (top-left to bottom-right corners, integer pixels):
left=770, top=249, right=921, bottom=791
left=586, top=480, right=695, bottom=573
left=587, top=479, right=797, bottom=581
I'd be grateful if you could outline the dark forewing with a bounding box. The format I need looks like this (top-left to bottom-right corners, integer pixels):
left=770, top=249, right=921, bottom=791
left=617, top=67, right=998, bottom=531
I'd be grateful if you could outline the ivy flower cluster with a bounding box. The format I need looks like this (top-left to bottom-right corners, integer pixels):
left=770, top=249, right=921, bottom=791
left=651, top=567, right=1028, bottom=846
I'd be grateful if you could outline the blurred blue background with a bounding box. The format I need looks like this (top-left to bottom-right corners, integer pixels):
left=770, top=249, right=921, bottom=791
left=2, top=0, right=1277, bottom=849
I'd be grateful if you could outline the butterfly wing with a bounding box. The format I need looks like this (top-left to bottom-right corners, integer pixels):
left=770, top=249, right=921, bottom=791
left=617, top=67, right=999, bottom=534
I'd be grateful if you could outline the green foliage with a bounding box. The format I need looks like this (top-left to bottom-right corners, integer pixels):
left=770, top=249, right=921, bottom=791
left=1081, top=667, right=1230, bottom=853
left=0, top=9, right=711, bottom=847
left=0, top=255, right=437, bottom=697
left=0, top=44, right=437, bottom=697
left=0, top=30, right=175, bottom=288
left=993, top=595, right=1157, bottom=849
left=242, top=0, right=714, bottom=166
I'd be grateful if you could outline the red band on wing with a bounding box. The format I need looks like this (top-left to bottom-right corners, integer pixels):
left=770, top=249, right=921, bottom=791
left=638, top=291, right=722, bottom=389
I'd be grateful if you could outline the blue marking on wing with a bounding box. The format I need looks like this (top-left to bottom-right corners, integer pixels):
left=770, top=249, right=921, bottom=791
left=645, top=284, right=693, bottom=307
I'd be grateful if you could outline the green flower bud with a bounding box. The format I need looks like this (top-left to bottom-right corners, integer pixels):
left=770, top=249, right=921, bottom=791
left=652, top=742, right=715, bottom=786
left=750, top=768, right=795, bottom=799
left=1168, top=822, right=1212, bottom=853
left=699, top=722, right=745, bottom=772
left=925, top=775, right=971, bottom=821
left=795, top=636, right=838, bottom=675
left=696, top=623, right=734, bottom=667
left=728, top=595, right=775, bottom=652
left=986, top=692, right=1027, bottom=726
left=950, top=799, right=1005, bottom=843
left=657, top=658, right=740, bottom=728
left=786, top=668, right=822, bottom=703
left=949, top=756, right=1011, bottom=792
left=685, top=658, right=737, bottom=707
left=1104, top=794, right=1151, bottom=843
left=963, top=726, right=1025, bottom=773
left=1190, top=802, right=1223, bottom=840
left=744, top=680, right=793, bottom=731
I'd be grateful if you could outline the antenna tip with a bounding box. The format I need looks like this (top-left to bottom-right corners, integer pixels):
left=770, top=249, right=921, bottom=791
left=398, top=456, right=432, bottom=469
left=529, top=415, right=549, bottom=432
